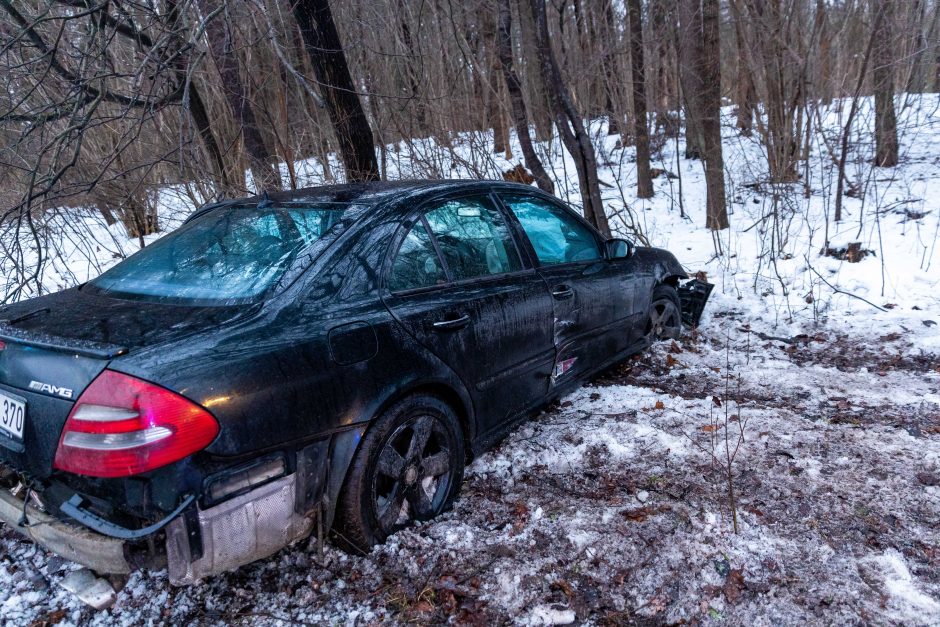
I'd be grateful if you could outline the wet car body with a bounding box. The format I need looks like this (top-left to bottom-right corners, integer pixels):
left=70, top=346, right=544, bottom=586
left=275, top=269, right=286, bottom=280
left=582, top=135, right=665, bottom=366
left=0, top=180, right=706, bottom=584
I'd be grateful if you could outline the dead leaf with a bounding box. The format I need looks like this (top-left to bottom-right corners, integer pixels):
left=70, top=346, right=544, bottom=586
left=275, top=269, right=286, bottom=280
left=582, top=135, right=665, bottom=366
left=712, top=396, right=722, bottom=407
left=29, top=610, right=67, bottom=627
left=724, top=569, right=745, bottom=603
left=621, top=505, right=670, bottom=522
left=414, top=600, right=435, bottom=613
left=669, top=341, right=683, bottom=354
left=701, top=425, right=718, bottom=432
left=551, top=579, right=574, bottom=599
left=654, top=400, right=665, bottom=410
left=665, top=354, right=680, bottom=368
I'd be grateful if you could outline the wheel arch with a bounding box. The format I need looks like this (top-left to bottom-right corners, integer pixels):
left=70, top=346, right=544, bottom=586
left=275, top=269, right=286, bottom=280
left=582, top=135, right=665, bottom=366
left=367, top=379, right=475, bottom=458
left=323, top=377, right=475, bottom=531
left=660, top=274, right=683, bottom=288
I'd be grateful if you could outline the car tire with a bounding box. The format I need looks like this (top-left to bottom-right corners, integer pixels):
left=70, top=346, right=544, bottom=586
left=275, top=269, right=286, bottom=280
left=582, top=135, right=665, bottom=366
left=647, top=284, right=683, bottom=341
left=333, top=394, right=465, bottom=554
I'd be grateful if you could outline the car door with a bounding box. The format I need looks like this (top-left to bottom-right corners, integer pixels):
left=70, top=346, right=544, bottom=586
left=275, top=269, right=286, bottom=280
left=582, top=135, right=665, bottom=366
left=382, top=193, right=556, bottom=437
left=496, top=192, right=641, bottom=388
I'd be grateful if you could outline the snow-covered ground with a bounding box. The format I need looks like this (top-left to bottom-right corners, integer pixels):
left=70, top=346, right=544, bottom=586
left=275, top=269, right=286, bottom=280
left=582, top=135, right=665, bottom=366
left=1, top=95, right=939, bottom=625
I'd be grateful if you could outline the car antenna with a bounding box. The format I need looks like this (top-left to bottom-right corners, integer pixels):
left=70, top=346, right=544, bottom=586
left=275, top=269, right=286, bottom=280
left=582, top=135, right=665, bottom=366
left=257, top=190, right=273, bottom=209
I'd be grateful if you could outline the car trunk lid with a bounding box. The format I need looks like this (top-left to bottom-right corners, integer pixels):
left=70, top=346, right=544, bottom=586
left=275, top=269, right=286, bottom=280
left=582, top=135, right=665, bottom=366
left=0, top=288, right=253, bottom=478
left=0, top=339, right=107, bottom=478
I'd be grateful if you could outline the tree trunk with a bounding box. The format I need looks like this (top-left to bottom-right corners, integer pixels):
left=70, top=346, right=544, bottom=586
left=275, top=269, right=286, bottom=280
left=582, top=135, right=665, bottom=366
left=627, top=0, right=653, bottom=198
left=677, top=0, right=704, bottom=159
left=602, top=0, right=621, bottom=136
left=646, top=0, right=680, bottom=137
left=738, top=0, right=801, bottom=182
left=730, top=0, right=755, bottom=135
left=528, top=0, right=610, bottom=236
left=519, top=0, right=555, bottom=142
left=197, top=0, right=281, bottom=192
left=680, top=0, right=727, bottom=230
left=496, top=0, right=554, bottom=193
left=165, top=0, right=231, bottom=193
left=701, top=0, right=728, bottom=230
left=293, top=0, right=380, bottom=182
left=481, top=7, right=509, bottom=156
left=873, top=0, right=899, bottom=167
left=398, top=0, right=427, bottom=135
left=489, top=75, right=511, bottom=156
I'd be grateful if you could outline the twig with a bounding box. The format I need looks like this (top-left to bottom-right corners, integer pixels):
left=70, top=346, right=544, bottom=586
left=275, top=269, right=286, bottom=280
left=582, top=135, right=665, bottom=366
left=807, top=264, right=887, bottom=311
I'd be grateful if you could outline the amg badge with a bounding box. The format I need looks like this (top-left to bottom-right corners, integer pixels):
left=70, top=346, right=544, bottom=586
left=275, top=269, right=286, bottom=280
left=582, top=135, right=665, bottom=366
left=29, top=380, right=74, bottom=399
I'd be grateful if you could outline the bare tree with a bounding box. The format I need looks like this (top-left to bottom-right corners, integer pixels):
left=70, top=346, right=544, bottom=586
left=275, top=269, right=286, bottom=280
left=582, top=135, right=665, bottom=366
left=495, top=0, right=553, bottom=193
left=679, top=0, right=727, bottom=230
left=627, top=0, right=653, bottom=198
left=872, top=0, right=899, bottom=167
left=677, top=0, right=705, bottom=160
left=528, top=0, right=610, bottom=236
left=198, top=0, right=281, bottom=191
left=293, top=0, right=380, bottom=182
left=834, top=4, right=881, bottom=223
left=700, top=0, right=727, bottom=230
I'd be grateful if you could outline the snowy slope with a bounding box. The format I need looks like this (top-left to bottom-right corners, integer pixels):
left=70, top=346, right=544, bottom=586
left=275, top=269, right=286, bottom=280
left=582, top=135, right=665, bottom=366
left=0, top=95, right=938, bottom=625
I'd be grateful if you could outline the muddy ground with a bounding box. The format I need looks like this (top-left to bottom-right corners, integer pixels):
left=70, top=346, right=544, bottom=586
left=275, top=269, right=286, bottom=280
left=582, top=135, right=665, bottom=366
left=2, top=320, right=939, bottom=626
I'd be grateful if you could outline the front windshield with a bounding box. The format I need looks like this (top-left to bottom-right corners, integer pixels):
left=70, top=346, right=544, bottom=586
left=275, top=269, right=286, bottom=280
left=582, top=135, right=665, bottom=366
left=91, top=204, right=347, bottom=302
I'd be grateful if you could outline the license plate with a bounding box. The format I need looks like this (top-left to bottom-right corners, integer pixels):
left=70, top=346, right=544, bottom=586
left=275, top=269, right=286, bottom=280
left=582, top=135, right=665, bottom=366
left=0, top=391, right=26, bottom=441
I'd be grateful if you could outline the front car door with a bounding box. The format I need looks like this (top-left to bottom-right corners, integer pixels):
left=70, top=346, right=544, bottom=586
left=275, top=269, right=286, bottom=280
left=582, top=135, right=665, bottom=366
left=496, top=192, right=643, bottom=389
left=382, top=193, right=556, bottom=438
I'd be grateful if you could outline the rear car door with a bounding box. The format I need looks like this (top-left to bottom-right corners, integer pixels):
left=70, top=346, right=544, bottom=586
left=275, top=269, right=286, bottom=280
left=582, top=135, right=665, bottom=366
left=496, top=193, right=639, bottom=387
left=382, top=193, right=556, bottom=436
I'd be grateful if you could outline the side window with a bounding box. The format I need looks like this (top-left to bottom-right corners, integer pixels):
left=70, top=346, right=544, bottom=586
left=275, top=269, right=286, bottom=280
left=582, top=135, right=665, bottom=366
left=388, top=219, right=446, bottom=291
left=423, top=196, right=522, bottom=281
left=500, top=195, right=602, bottom=265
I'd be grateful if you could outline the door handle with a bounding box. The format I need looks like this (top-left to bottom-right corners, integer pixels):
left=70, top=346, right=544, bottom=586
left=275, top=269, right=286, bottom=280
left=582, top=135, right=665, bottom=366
left=551, top=285, right=574, bottom=299
left=432, top=314, right=471, bottom=331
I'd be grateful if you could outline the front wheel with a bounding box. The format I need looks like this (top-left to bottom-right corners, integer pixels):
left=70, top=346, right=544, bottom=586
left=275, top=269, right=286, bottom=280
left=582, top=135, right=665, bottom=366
left=333, top=395, right=465, bottom=553
left=647, top=284, right=683, bottom=341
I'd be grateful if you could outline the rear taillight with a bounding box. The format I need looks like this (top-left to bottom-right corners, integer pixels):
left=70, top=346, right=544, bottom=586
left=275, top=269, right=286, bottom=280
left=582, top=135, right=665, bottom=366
left=53, top=370, right=219, bottom=478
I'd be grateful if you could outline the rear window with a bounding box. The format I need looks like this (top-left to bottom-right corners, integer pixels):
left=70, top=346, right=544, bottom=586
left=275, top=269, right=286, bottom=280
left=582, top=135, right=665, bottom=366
left=90, top=205, right=346, bottom=302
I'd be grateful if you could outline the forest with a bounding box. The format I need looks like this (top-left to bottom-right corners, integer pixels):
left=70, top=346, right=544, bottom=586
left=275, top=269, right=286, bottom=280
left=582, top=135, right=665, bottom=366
left=0, top=0, right=933, bottom=298
left=1, top=1, right=939, bottom=625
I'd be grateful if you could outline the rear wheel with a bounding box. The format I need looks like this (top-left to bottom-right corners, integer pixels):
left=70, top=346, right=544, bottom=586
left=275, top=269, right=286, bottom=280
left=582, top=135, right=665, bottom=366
left=333, top=395, right=465, bottom=553
left=647, top=284, right=682, bottom=341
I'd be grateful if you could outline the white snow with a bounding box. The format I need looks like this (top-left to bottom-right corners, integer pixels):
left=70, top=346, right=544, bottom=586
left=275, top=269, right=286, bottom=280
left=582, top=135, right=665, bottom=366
left=1, top=93, right=939, bottom=624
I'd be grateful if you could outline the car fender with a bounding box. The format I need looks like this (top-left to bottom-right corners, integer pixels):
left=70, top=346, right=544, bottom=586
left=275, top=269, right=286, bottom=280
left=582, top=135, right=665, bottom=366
left=319, top=369, right=474, bottom=534
left=634, top=246, right=687, bottom=285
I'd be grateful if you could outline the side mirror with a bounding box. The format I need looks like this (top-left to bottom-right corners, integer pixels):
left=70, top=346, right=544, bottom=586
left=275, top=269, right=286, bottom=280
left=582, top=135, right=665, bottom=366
left=606, top=238, right=634, bottom=260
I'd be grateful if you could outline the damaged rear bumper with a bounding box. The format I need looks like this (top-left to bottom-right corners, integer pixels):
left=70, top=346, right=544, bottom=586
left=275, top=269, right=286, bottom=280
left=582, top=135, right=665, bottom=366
left=1, top=473, right=314, bottom=586
left=0, top=430, right=353, bottom=586
left=0, top=487, right=133, bottom=575
left=165, top=472, right=313, bottom=585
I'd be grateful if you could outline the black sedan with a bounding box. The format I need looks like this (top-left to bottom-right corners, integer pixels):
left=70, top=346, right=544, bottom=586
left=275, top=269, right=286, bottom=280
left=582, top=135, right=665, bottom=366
left=0, top=180, right=706, bottom=587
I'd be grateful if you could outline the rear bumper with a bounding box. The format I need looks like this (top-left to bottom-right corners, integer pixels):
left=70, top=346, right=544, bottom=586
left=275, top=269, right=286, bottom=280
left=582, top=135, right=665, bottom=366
left=0, top=488, right=133, bottom=575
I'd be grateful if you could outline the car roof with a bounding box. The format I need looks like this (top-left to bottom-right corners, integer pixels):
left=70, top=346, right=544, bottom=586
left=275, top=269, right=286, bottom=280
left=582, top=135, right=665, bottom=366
left=236, top=179, right=550, bottom=209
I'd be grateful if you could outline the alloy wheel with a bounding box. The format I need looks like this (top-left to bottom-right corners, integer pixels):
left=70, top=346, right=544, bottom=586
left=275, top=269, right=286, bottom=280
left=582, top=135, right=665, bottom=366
left=650, top=297, right=682, bottom=340
left=371, top=414, right=456, bottom=534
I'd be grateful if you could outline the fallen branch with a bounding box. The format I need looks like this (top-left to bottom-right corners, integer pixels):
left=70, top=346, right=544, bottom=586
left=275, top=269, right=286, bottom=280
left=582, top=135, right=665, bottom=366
left=808, top=265, right=887, bottom=312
